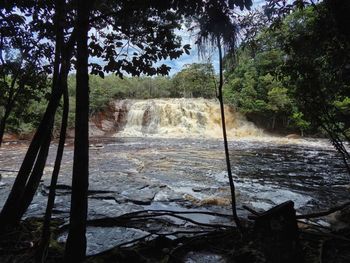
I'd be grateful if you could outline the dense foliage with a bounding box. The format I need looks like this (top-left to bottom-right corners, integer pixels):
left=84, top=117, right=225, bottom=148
left=224, top=3, right=350, bottom=136
left=1, top=1, right=252, bottom=260
left=3, top=2, right=350, bottom=140
left=3, top=62, right=217, bottom=136
left=224, top=47, right=295, bottom=132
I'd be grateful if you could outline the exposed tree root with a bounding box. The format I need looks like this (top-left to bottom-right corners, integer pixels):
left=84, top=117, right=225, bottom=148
left=1, top=202, right=350, bottom=262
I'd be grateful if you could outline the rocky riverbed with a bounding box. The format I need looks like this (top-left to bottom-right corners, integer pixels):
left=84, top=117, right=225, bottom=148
left=0, top=137, right=349, bottom=256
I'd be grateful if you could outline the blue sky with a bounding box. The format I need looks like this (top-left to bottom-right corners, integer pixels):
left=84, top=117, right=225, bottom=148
left=88, top=0, right=267, bottom=76
left=159, top=29, right=219, bottom=75
left=162, top=0, right=266, bottom=75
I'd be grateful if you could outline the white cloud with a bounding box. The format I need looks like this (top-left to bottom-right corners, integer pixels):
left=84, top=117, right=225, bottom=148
left=159, top=27, right=220, bottom=75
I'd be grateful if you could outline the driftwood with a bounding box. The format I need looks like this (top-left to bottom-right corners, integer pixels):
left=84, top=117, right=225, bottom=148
left=296, top=201, right=350, bottom=219
left=244, top=201, right=350, bottom=221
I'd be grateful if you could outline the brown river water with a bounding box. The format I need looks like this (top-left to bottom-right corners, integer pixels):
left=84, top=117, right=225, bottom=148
left=0, top=98, right=349, bottom=256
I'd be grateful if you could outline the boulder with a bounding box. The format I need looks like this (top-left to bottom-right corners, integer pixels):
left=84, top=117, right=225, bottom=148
left=286, top=134, right=301, bottom=139
left=253, top=201, right=303, bottom=263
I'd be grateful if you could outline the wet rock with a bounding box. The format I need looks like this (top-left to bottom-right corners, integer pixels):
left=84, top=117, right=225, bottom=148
left=122, top=186, right=158, bottom=205
left=0, top=187, right=10, bottom=210
left=58, top=227, right=149, bottom=256
left=153, top=188, right=185, bottom=202
left=66, top=128, right=75, bottom=138
left=1, top=136, right=350, bottom=253
left=0, top=174, right=6, bottom=188
left=87, top=198, right=143, bottom=220
left=24, top=194, right=52, bottom=219
left=89, top=122, right=105, bottom=137
left=192, top=187, right=211, bottom=192
left=112, top=100, right=130, bottom=131
left=328, top=206, right=350, bottom=231
left=286, top=134, right=301, bottom=139
left=101, top=120, right=115, bottom=131
left=51, top=196, right=71, bottom=215
left=184, top=251, right=227, bottom=263
left=3, top=133, right=18, bottom=141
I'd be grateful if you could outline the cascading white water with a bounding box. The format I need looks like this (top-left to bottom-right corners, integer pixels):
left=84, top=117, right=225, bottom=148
left=112, top=98, right=264, bottom=138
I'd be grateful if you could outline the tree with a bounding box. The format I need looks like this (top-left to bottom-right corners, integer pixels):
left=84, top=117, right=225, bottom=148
left=238, top=0, right=350, bottom=169
left=276, top=3, right=350, bottom=171
left=0, top=8, right=49, bottom=146
left=1, top=1, right=254, bottom=260
left=267, top=86, right=291, bottom=129
left=172, top=63, right=216, bottom=98
left=192, top=0, right=254, bottom=230
left=64, top=0, right=92, bottom=260
left=224, top=45, right=295, bottom=131
left=0, top=1, right=73, bottom=231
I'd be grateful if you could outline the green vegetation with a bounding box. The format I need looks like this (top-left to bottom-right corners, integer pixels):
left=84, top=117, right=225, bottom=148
left=171, top=63, right=216, bottom=98
left=0, top=1, right=252, bottom=260
left=0, top=11, right=50, bottom=144
left=3, top=63, right=217, bottom=137
left=87, top=62, right=216, bottom=107
left=2, top=3, right=350, bottom=141
left=1, top=0, right=350, bottom=261
left=223, top=47, right=294, bottom=132
left=223, top=3, right=350, bottom=137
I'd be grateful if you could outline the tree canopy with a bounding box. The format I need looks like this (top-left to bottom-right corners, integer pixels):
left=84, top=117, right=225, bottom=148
left=0, top=0, right=253, bottom=261
left=223, top=2, right=350, bottom=137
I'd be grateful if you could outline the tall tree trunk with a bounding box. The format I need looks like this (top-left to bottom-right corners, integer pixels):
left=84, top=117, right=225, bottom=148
left=0, top=9, right=77, bottom=231
left=0, top=0, right=64, bottom=231
left=16, top=0, right=72, bottom=223
left=36, top=69, right=69, bottom=263
left=15, top=124, right=53, bottom=221
left=0, top=65, right=62, bottom=232
left=64, top=0, right=91, bottom=260
left=217, top=36, right=241, bottom=230
left=36, top=0, right=69, bottom=250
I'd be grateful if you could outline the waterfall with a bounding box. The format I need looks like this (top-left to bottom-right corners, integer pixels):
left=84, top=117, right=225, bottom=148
left=109, top=98, right=263, bottom=138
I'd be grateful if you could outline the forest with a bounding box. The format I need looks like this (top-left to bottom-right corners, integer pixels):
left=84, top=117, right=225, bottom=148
left=0, top=0, right=350, bottom=262
left=3, top=3, right=350, bottom=139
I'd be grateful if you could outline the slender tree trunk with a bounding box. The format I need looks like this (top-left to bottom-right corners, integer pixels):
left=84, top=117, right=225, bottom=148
left=36, top=0, right=69, bottom=249
left=272, top=114, right=276, bottom=130
left=0, top=71, right=62, bottom=232
left=15, top=0, right=72, bottom=224
left=0, top=110, right=10, bottom=147
left=15, top=124, right=53, bottom=221
left=36, top=70, right=69, bottom=263
left=0, top=0, right=64, bottom=231
left=0, top=9, right=77, bottom=231
left=217, top=36, right=241, bottom=230
left=0, top=68, right=24, bottom=147
left=64, top=0, right=91, bottom=260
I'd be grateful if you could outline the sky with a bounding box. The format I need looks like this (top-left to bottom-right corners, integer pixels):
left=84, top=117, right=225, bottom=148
left=158, top=29, right=219, bottom=75
left=161, top=0, right=266, bottom=75
left=87, top=0, right=267, bottom=76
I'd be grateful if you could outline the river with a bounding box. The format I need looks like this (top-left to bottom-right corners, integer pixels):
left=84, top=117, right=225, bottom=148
left=0, top=98, right=349, bottom=255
